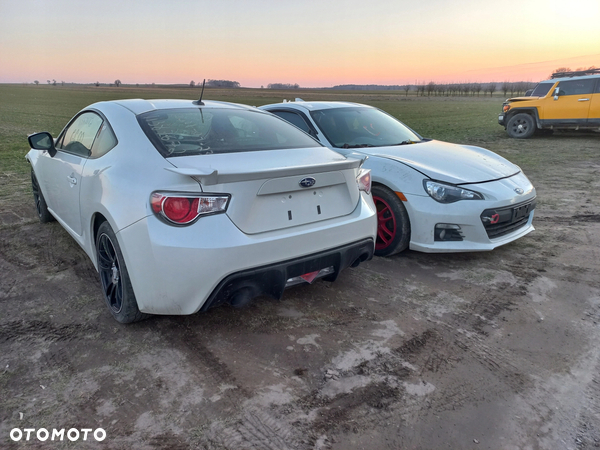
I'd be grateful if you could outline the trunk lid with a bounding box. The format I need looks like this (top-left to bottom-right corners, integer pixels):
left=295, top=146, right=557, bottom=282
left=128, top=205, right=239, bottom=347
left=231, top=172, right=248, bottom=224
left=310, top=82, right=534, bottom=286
left=167, top=148, right=362, bottom=234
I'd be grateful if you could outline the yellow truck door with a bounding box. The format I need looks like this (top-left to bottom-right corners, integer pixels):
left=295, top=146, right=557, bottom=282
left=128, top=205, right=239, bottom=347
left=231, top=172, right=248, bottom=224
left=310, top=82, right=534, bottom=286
left=542, top=78, right=594, bottom=121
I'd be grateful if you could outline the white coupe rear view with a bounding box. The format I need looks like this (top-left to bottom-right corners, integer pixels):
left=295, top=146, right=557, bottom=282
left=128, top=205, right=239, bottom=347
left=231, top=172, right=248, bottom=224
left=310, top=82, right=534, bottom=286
left=27, top=99, right=376, bottom=323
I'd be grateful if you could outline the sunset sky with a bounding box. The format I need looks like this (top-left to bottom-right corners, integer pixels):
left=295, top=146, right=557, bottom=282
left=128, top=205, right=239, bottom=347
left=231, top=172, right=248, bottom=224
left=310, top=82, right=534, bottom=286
left=1, top=0, right=599, bottom=88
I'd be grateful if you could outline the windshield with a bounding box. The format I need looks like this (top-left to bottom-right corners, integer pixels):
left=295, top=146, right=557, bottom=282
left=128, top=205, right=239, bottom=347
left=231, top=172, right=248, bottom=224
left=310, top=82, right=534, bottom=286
left=138, top=108, right=321, bottom=157
left=530, top=82, right=554, bottom=97
left=309, top=106, right=421, bottom=148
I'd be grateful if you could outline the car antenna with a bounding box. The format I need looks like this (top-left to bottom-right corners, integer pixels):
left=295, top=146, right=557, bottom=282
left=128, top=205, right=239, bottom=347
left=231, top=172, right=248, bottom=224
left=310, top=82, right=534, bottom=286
left=193, top=79, right=206, bottom=105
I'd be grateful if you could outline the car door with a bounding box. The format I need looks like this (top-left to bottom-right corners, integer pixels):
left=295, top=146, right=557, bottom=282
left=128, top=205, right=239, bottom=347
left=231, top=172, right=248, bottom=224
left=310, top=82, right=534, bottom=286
left=588, top=78, right=600, bottom=127
left=543, top=78, right=595, bottom=123
left=35, top=111, right=103, bottom=237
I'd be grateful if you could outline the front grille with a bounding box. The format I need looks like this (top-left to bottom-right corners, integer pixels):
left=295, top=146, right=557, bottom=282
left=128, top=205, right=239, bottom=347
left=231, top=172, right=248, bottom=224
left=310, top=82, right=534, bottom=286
left=481, top=198, right=536, bottom=239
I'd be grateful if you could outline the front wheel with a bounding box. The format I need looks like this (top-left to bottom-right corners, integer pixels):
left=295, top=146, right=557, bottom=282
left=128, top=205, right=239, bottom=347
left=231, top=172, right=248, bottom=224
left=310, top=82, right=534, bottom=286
left=372, top=185, right=411, bottom=257
left=96, top=221, right=148, bottom=323
left=507, top=113, right=536, bottom=139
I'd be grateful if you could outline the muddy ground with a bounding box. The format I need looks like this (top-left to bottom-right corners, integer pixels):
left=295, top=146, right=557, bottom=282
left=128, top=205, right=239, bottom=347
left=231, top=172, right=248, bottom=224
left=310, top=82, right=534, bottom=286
left=1, top=132, right=599, bottom=449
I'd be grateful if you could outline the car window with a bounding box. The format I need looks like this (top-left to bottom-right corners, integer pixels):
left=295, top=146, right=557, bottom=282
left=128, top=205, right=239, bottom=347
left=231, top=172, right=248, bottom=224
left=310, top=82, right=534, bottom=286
left=309, top=107, right=421, bottom=148
left=270, top=111, right=311, bottom=134
left=57, top=112, right=103, bottom=157
left=531, top=82, right=554, bottom=97
left=557, top=79, right=595, bottom=96
left=137, top=108, right=321, bottom=157
left=90, top=122, right=118, bottom=158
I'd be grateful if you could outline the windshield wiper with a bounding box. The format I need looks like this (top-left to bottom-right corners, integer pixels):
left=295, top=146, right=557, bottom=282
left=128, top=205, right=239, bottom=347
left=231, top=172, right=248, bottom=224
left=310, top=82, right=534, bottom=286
left=341, top=143, right=375, bottom=149
left=391, top=140, right=418, bottom=146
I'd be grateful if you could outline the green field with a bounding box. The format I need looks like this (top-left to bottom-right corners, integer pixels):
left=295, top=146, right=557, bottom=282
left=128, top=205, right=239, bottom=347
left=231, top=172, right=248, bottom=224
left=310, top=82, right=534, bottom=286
left=0, top=83, right=505, bottom=181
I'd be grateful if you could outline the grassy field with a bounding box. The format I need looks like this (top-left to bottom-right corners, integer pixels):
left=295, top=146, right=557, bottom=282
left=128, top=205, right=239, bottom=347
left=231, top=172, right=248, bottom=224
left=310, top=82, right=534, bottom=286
left=0, top=83, right=505, bottom=179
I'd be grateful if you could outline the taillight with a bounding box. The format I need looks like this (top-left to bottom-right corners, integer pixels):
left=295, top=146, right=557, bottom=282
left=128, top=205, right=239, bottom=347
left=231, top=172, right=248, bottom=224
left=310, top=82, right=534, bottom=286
left=151, top=192, right=230, bottom=225
left=357, top=169, right=372, bottom=195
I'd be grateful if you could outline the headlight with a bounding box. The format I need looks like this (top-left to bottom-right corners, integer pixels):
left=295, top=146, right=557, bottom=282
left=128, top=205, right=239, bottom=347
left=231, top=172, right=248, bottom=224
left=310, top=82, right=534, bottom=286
left=502, top=104, right=511, bottom=112
left=424, top=180, right=484, bottom=204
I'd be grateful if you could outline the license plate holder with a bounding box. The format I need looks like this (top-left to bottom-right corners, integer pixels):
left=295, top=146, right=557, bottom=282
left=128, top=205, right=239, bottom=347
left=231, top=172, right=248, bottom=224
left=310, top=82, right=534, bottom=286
left=512, top=202, right=532, bottom=221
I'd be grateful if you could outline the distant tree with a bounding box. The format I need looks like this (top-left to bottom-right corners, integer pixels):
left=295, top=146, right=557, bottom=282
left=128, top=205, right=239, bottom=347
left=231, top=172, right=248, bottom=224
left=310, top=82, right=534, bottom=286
left=486, top=82, right=496, bottom=97
left=46, top=80, right=51, bottom=84
left=95, top=81, right=100, bottom=87
left=61, top=81, right=65, bottom=86
left=34, top=80, right=39, bottom=85
left=114, top=79, right=122, bottom=87
left=206, top=79, right=241, bottom=88
left=549, top=67, right=571, bottom=78
left=189, top=80, right=195, bottom=87
left=473, top=83, right=482, bottom=97
left=267, top=83, right=300, bottom=89
left=403, top=84, right=411, bottom=96
left=52, top=79, right=56, bottom=86
left=426, top=81, right=436, bottom=96
left=501, top=81, right=510, bottom=97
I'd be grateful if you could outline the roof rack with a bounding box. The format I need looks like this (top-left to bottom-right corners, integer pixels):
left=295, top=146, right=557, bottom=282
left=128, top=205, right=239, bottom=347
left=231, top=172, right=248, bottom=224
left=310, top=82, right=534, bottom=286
left=551, top=68, right=600, bottom=79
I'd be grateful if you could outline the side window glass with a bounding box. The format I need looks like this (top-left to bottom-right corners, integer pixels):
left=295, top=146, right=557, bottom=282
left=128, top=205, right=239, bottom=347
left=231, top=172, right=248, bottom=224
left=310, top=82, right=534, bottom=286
left=58, top=112, right=103, bottom=157
left=272, top=111, right=311, bottom=134
left=557, top=79, right=595, bottom=96
left=90, top=122, right=118, bottom=158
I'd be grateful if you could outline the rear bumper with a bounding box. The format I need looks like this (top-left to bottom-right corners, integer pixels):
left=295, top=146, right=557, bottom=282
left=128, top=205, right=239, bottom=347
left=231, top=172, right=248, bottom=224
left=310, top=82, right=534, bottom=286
left=200, top=238, right=374, bottom=311
left=117, top=193, right=376, bottom=315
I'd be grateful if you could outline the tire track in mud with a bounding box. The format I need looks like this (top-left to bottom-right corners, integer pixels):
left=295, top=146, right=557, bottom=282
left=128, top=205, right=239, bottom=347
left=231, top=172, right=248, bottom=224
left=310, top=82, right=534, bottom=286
left=0, top=320, right=98, bottom=342
left=155, top=320, right=306, bottom=450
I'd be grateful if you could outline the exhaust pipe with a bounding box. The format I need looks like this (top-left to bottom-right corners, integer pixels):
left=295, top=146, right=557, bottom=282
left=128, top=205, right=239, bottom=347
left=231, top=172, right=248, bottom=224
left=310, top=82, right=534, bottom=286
left=229, top=287, right=255, bottom=308
left=350, top=252, right=370, bottom=268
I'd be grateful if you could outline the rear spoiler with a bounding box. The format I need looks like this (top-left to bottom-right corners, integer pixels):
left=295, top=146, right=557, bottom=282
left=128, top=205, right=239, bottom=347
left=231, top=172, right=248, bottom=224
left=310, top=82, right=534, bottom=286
left=165, top=157, right=364, bottom=186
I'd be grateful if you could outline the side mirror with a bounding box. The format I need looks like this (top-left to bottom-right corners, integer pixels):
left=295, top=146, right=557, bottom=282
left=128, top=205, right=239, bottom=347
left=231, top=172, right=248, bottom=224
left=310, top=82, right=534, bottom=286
left=28, top=132, right=57, bottom=157
left=553, top=87, right=560, bottom=101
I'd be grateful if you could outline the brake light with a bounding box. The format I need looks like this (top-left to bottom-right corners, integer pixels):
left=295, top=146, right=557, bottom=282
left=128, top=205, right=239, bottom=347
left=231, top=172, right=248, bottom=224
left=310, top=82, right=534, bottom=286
left=357, top=169, right=372, bottom=195
left=151, top=192, right=230, bottom=225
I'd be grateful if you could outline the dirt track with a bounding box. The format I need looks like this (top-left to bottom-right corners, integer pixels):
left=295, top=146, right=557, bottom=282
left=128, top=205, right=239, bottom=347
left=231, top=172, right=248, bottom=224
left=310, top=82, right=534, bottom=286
left=1, top=133, right=599, bottom=449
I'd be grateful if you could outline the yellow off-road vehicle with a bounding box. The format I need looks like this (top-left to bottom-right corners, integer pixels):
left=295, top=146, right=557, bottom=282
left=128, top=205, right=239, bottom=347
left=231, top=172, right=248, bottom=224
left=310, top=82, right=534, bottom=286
left=499, top=68, right=600, bottom=138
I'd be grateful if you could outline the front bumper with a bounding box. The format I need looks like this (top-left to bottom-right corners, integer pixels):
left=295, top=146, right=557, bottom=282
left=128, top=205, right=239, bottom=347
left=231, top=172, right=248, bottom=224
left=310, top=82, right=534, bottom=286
left=405, top=173, right=536, bottom=253
left=116, top=194, right=376, bottom=315
left=498, top=114, right=506, bottom=126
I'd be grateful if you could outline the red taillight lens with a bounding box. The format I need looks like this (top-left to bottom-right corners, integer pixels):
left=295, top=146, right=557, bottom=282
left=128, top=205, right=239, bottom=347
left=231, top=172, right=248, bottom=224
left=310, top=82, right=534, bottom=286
left=357, top=169, right=372, bottom=195
left=163, top=197, right=200, bottom=223
left=151, top=192, right=229, bottom=225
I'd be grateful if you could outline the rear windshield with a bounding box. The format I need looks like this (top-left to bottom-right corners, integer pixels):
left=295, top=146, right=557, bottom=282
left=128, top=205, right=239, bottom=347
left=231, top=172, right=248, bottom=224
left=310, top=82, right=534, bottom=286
left=138, top=108, right=321, bottom=157
left=530, top=82, right=554, bottom=97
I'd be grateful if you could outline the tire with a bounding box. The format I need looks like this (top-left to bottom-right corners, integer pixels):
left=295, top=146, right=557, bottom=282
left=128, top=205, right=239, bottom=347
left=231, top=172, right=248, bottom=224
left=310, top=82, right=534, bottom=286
left=506, top=113, right=536, bottom=139
left=96, top=221, right=149, bottom=323
left=371, top=185, right=411, bottom=257
left=31, top=170, right=55, bottom=223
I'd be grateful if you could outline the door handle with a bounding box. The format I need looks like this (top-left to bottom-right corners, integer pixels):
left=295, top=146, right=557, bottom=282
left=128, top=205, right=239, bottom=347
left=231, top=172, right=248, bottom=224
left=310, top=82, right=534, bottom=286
left=67, top=175, right=77, bottom=185
left=578, top=98, right=590, bottom=102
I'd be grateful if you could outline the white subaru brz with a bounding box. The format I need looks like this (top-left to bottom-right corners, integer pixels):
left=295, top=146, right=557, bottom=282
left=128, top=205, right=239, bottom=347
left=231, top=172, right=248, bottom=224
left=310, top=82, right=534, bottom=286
left=260, top=101, right=536, bottom=256
left=27, top=99, right=376, bottom=323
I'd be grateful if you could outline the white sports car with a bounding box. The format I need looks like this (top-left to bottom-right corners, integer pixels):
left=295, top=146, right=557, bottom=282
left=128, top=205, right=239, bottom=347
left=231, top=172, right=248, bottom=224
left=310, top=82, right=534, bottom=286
left=260, top=101, right=536, bottom=256
left=27, top=99, right=376, bottom=323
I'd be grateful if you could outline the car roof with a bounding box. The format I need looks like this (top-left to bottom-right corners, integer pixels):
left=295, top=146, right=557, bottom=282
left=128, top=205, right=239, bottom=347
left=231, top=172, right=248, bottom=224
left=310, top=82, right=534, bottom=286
left=542, top=73, right=600, bottom=83
left=91, top=99, right=254, bottom=116
left=262, top=101, right=371, bottom=112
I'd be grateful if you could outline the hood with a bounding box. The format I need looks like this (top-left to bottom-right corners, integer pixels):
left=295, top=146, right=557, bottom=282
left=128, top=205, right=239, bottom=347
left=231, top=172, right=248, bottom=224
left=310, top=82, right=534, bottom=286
left=369, top=140, right=520, bottom=184
left=507, top=96, right=542, bottom=103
